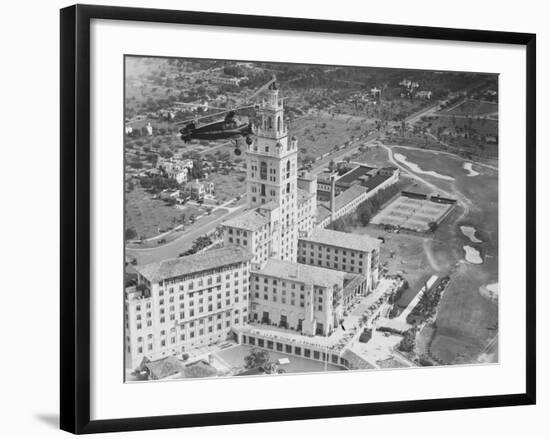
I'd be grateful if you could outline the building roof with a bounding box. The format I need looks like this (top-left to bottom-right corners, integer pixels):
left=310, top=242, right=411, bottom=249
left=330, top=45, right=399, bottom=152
left=143, top=356, right=185, bottom=379
left=316, top=204, right=331, bottom=223
left=342, top=274, right=368, bottom=295
left=316, top=184, right=367, bottom=223
left=135, top=245, right=252, bottom=282
left=255, top=258, right=347, bottom=288
left=222, top=209, right=270, bottom=231
left=337, top=165, right=376, bottom=186
left=258, top=200, right=279, bottom=212
left=302, top=228, right=380, bottom=253
left=186, top=179, right=203, bottom=189
left=183, top=361, right=218, bottom=378
left=333, top=184, right=366, bottom=208
left=297, top=188, right=314, bottom=204
left=363, top=173, right=390, bottom=191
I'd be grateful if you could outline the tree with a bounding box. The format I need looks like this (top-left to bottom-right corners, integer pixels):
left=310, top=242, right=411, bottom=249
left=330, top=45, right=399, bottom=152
left=398, top=328, right=416, bottom=352
left=191, top=235, right=212, bottom=252
left=125, top=228, right=137, bottom=240
left=244, top=348, right=270, bottom=370
left=130, top=159, right=143, bottom=169
left=190, top=160, right=205, bottom=179
left=159, top=149, right=173, bottom=159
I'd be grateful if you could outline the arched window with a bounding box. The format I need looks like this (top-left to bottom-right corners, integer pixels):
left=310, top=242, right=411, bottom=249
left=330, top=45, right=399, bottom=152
left=286, top=160, right=291, bottom=179
left=260, top=161, right=267, bottom=180
left=267, top=117, right=272, bottom=129
left=277, top=116, right=281, bottom=132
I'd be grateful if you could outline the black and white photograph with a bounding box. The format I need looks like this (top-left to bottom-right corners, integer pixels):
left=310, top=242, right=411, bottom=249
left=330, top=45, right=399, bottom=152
left=124, top=57, right=499, bottom=382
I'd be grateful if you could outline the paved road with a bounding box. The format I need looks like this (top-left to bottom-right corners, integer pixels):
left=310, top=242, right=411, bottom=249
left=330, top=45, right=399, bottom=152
left=127, top=204, right=247, bottom=265
left=125, top=100, right=458, bottom=265
left=308, top=102, right=441, bottom=175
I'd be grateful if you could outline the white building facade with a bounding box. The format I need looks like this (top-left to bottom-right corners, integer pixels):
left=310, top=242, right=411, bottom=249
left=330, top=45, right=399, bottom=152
left=125, top=246, right=252, bottom=369
left=245, top=83, right=299, bottom=262
left=298, top=228, right=380, bottom=292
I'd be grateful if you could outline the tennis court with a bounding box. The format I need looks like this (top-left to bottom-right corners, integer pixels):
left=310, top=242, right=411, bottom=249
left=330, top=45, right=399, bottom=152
left=371, top=195, right=454, bottom=232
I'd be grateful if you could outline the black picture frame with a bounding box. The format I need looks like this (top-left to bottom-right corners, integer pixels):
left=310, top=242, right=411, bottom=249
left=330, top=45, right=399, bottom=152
left=60, top=4, right=536, bottom=434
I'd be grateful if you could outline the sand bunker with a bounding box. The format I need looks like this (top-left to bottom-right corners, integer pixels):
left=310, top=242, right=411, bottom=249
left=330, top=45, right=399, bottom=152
left=479, top=283, right=499, bottom=302
left=460, top=226, right=482, bottom=243
left=463, top=162, right=480, bottom=177
left=464, top=245, right=483, bottom=264
left=394, top=153, right=455, bottom=181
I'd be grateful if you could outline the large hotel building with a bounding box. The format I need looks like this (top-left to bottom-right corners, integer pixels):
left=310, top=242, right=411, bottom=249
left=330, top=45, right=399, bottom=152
left=125, top=81, right=386, bottom=369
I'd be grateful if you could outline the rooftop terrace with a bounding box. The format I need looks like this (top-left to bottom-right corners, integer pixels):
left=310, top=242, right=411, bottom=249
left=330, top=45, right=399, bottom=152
left=135, top=245, right=252, bottom=283
left=254, top=258, right=347, bottom=288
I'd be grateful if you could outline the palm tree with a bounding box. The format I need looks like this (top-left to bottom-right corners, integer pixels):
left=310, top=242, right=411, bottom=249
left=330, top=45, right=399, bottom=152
left=244, top=348, right=270, bottom=370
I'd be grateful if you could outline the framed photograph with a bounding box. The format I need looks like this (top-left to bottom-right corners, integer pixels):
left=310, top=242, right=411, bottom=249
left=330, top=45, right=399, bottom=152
left=60, top=4, right=536, bottom=434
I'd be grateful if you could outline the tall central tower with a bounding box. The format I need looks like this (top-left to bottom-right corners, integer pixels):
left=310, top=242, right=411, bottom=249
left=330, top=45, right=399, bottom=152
left=245, top=81, right=298, bottom=262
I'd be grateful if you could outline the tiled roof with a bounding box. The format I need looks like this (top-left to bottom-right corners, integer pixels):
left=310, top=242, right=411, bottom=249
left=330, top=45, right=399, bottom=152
left=363, top=173, right=390, bottom=191
left=254, top=258, right=347, bottom=288
left=316, top=204, right=331, bottom=223
left=222, top=209, right=270, bottom=231
left=333, top=184, right=366, bottom=208
left=316, top=184, right=367, bottom=223
left=337, top=165, right=376, bottom=185
left=144, top=356, right=184, bottom=379
left=301, top=228, right=380, bottom=253
left=136, top=245, right=252, bottom=282
left=183, top=361, right=218, bottom=378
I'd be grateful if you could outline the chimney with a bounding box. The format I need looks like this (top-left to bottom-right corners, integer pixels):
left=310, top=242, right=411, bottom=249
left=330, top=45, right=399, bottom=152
left=330, top=174, right=336, bottom=222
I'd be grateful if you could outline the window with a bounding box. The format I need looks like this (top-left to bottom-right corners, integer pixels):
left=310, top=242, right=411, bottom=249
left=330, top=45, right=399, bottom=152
left=260, top=162, right=267, bottom=180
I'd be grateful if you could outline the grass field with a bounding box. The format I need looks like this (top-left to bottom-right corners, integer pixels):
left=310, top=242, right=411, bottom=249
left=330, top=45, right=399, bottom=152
left=355, top=144, right=498, bottom=364
left=390, top=146, right=498, bottom=364
left=439, top=99, right=497, bottom=116
left=209, top=171, right=247, bottom=203
left=292, top=114, right=372, bottom=162
left=125, top=186, right=203, bottom=240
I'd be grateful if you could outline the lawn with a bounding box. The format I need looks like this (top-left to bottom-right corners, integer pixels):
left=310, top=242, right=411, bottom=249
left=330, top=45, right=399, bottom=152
left=439, top=99, right=497, bottom=116
left=209, top=171, right=247, bottom=203
left=291, top=114, right=372, bottom=163
left=125, top=186, right=203, bottom=240
left=354, top=144, right=498, bottom=365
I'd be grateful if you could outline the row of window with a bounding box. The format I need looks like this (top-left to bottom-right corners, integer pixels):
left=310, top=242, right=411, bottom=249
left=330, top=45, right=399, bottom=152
left=242, top=336, right=348, bottom=367
left=253, top=292, right=324, bottom=310
left=131, top=318, right=244, bottom=354
left=298, top=256, right=363, bottom=273
left=298, top=244, right=366, bottom=258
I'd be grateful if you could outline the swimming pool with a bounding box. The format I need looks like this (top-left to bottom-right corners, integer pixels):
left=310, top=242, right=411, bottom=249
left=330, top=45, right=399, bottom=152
left=215, top=344, right=346, bottom=374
